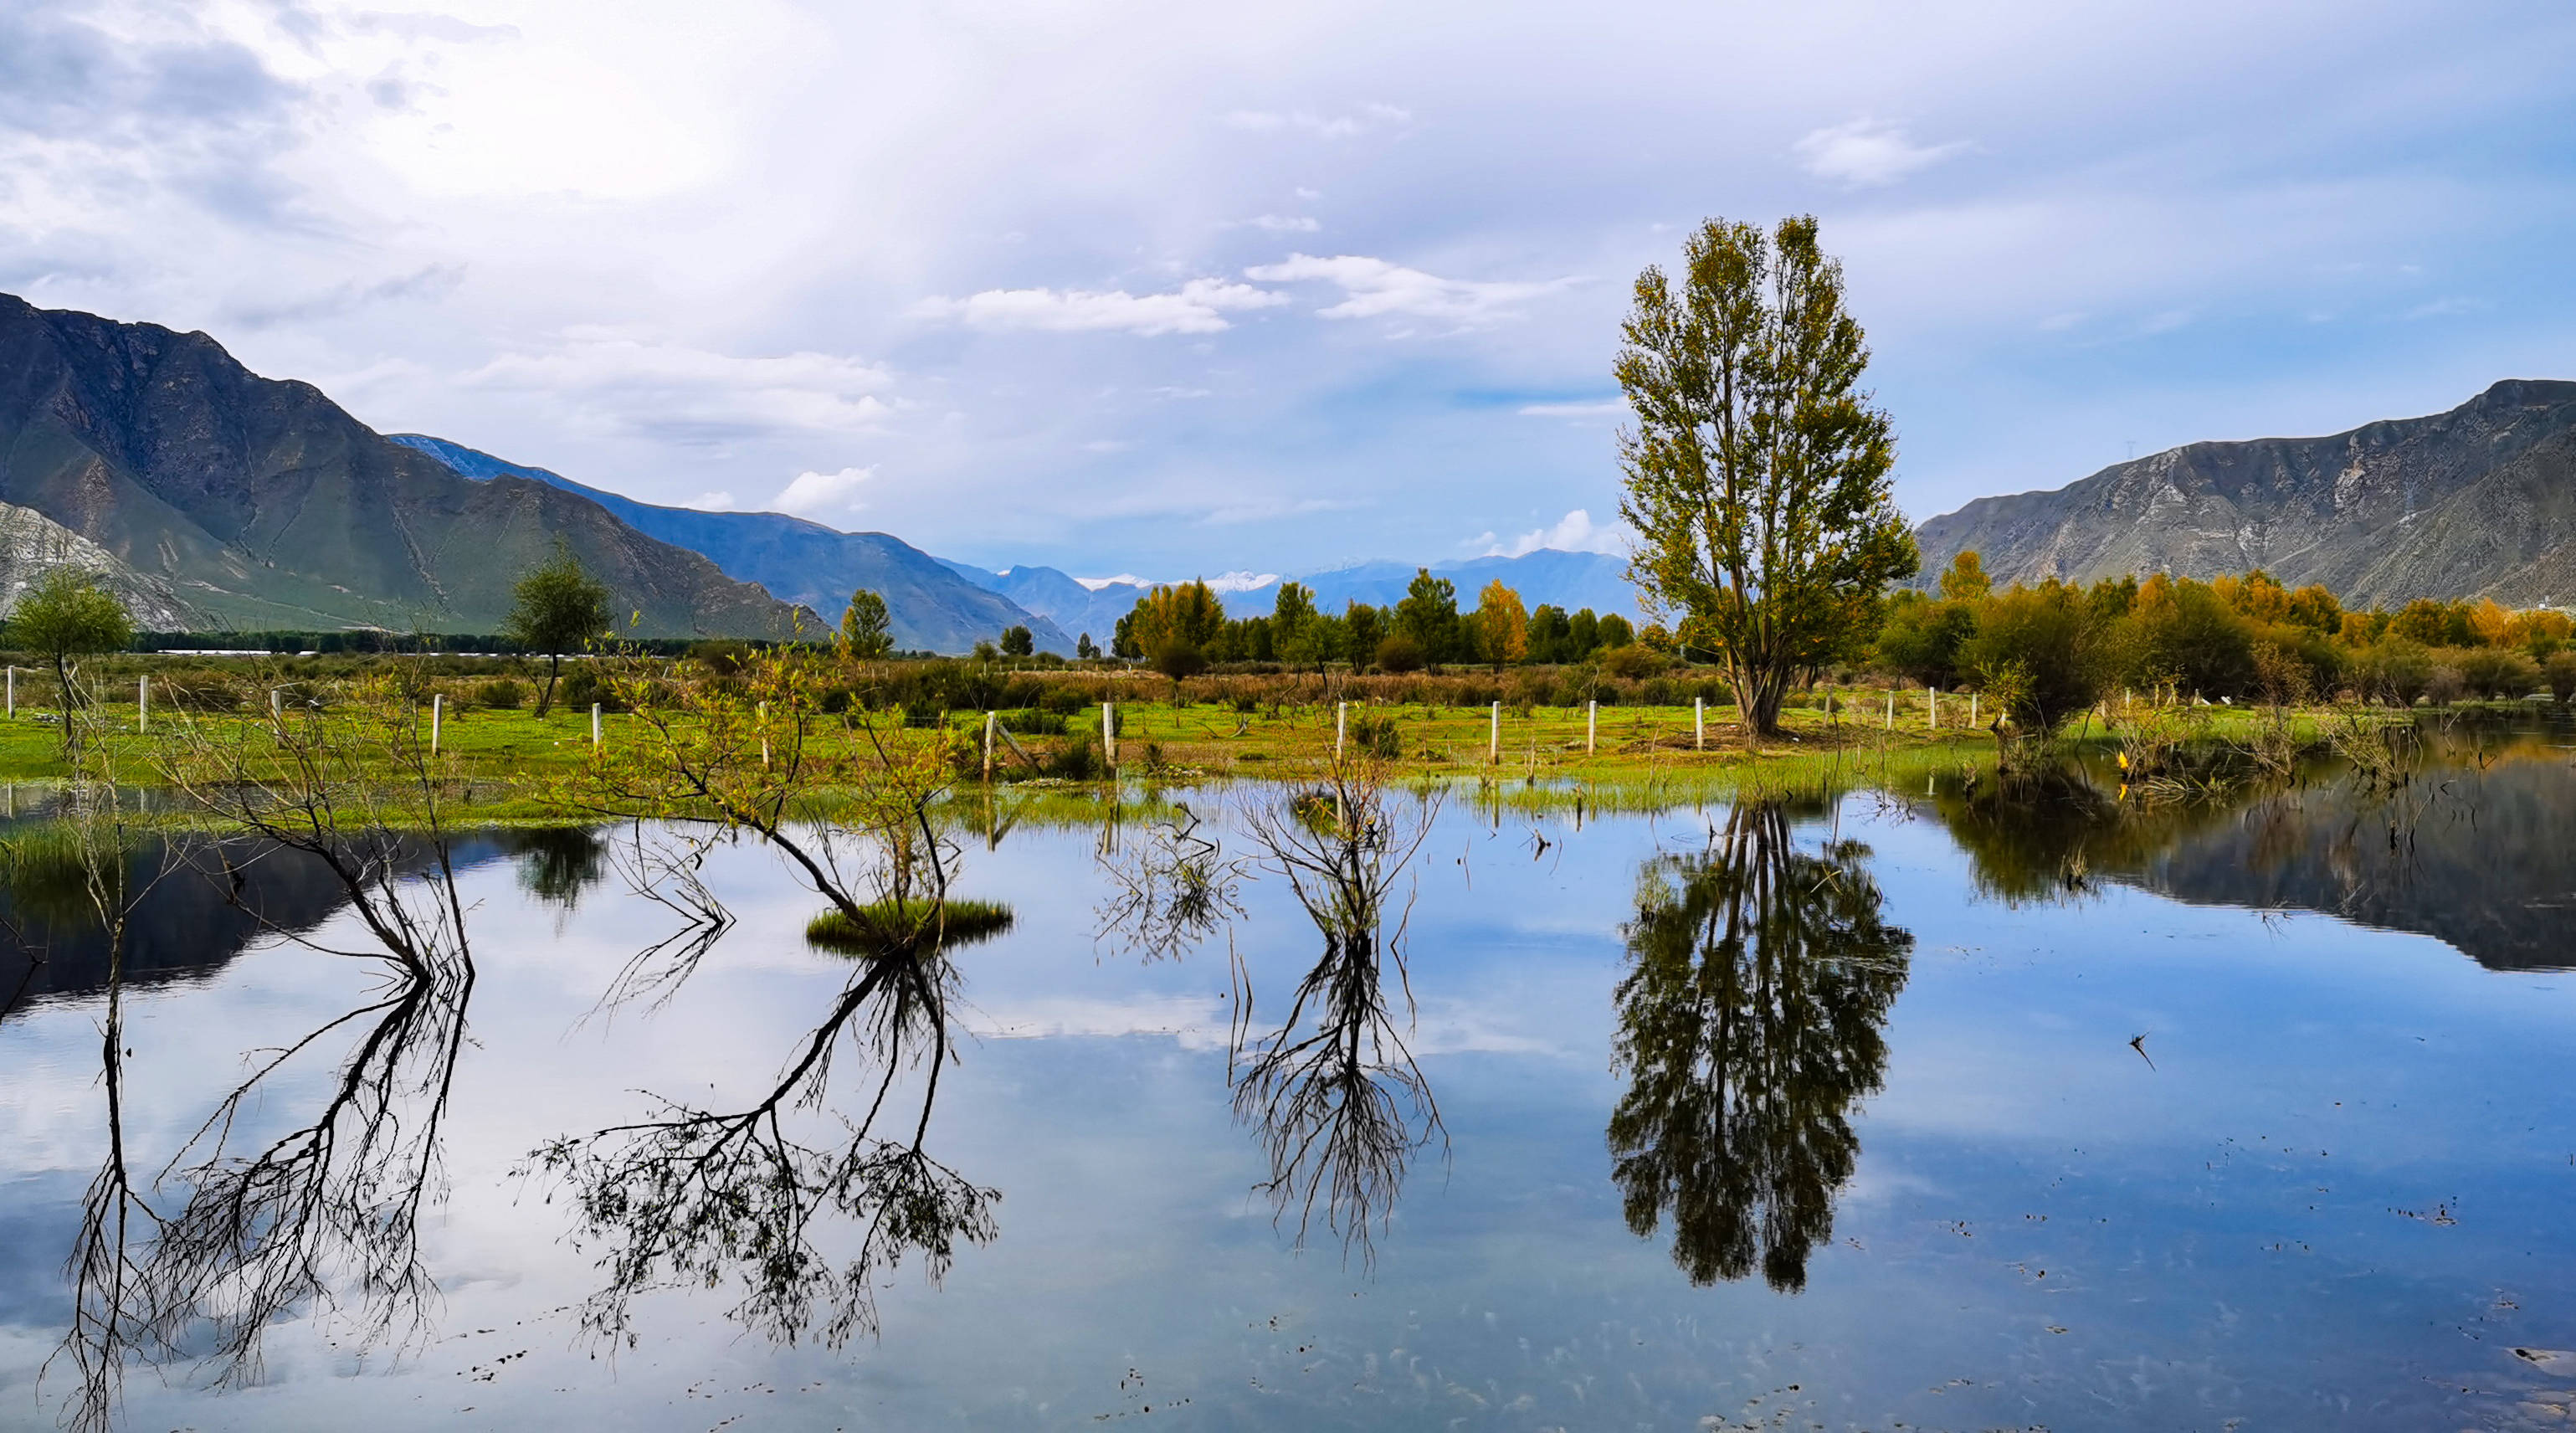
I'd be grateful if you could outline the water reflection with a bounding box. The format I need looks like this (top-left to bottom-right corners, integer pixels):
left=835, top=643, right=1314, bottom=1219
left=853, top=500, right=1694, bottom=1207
left=1609, top=799, right=1913, bottom=1292
left=532, top=814, right=998, bottom=1350
left=1229, top=776, right=1447, bottom=1259
left=1926, top=716, right=2576, bottom=968
left=55, top=806, right=478, bottom=1433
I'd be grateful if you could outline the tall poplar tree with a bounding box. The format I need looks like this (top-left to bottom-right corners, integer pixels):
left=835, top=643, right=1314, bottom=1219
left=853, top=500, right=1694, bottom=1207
left=1616, top=215, right=1917, bottom=737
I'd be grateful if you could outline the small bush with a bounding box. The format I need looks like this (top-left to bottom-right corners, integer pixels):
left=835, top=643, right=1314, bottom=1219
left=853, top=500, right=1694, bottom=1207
left=478, top=676, right=527, bottom=709
left=1347, top=713, right=1403, bottom=759
left=1600, top=644, right=1667, bottom=680
left=2424, top=665, right=2464, bottom=706
left=1375, top=635, right=1425, bottom=673
left=1044, top=734, right=1106, bottom=780
left=2548, top=650, right=2576, bottom=706
left=998, top=708, right=1067, bottom=736
left=1041, top=686, right=1089, bottom=716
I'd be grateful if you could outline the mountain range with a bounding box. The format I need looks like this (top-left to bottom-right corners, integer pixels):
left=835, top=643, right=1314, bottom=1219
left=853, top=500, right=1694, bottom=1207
left=1915, top=379, right=2576, bottom=608
left=0, top=295, right=802, bottom=636
left=385, top=435, right=1072, bottom=655
left=26, top=293, right=2561, bottom=650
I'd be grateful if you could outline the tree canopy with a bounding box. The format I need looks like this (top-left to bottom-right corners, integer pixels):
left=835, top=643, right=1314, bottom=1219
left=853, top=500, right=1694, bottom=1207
left=505, top=540, right=613, bottom=717
left=8, top=567, right=134, bottom=752
left=1616, top=214, right=1917, bottom=737
left=839, top=588, right=893, bottom=659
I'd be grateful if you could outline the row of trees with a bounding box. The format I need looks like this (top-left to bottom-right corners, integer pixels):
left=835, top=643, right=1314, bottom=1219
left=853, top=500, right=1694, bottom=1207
left=1874, top=551, right=2576, bottom=729
left=1107, top=572, right=1639, bottom=675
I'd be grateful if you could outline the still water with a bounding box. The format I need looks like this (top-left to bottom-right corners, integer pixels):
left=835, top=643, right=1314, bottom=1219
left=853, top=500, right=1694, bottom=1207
left=3, top=722, right=2575, bottom=1431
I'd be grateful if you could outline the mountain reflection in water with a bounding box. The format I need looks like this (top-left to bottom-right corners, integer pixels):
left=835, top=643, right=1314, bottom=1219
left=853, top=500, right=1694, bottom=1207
left=1932, top=716, right=2576, bottom=968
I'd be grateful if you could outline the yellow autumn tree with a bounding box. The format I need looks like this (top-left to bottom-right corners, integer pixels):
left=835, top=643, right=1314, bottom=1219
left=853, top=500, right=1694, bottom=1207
left=1470, top=580, right=1528, bottom=667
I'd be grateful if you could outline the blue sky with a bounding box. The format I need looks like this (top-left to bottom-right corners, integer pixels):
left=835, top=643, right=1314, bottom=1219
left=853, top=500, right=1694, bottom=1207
left=3, top=0, right=2573, bottom=581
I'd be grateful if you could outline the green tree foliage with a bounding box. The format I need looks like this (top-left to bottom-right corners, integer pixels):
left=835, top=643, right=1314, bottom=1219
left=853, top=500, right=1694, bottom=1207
left=1394, top=569, right=1462, bottom=664
left=1272, top=581, right=1322, bottom=670
left=839, top=588, right=894, bottom=660
left=998, top=625, right=1034, bottom=658
left=1527, top=604, right=1572, bottom=663
left=1954, top=580, right=2114, bottom=733
left=506, top=539, right=614, bottom=717
left=1616, top=216, right=1917, bottom=737
left=1075, top=633, right=1100, bottom=660
left=8, top=567, right=134, bottom=752
left=1343, top=604, right=1386, bottom=670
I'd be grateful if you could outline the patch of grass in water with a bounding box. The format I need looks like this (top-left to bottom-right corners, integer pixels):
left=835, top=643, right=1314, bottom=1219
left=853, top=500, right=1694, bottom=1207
left=805, top=896, right=1015, bottom=955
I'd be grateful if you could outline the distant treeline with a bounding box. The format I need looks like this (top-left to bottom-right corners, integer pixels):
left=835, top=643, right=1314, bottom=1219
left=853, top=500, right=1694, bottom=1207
left=1868, top=552, right=2576, bottom=729
left=1106, top=569, right=1634, bottom=672
left=130, top=631, right=721, bottom=657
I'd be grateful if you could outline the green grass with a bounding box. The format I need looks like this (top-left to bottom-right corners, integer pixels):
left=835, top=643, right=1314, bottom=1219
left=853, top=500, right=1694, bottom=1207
left=806, top=897, right=1016, bottom=954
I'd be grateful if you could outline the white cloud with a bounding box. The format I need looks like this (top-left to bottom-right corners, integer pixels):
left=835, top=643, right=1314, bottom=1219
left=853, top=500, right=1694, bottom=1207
left=1222, top=102, right=1409, bottom=140
left=1793, top=117, right=1970, bottom=187
left=1075, top=574, right=1153, bottom=591
left=467, top=332, right=894, bottom=437
left=911, top=278, right=1285, bottom=336
left=1243, top=254, right=1579, bottom=325
left=772, top=465, right=872, bottom=517
left=1518, top=398, right=1628, bottom=420
left=1480, top=508, right=1631, bottom=558
left=686, top=490, right=736, bottom=510
left=1243, top=213, right=1321, bottom=232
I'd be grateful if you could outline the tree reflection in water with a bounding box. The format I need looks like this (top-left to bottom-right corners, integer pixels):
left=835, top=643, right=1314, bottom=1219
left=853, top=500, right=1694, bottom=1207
left=1609, top=799, right=1912, bottom=1292
left=1231, top=770, right=1445, bottom=1260
left=50, top=796, right=477, bottom=1433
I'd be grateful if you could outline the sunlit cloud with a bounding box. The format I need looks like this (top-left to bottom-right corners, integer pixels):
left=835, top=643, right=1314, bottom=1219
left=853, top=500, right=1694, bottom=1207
left=1475, top=508, right=1631, bottom=558
left=772, top=465, right=871, bottom=517
left=1244, top=254, right=1580, bottom=325
left=1793, top=117, right=1970, bottom=187
left=911, top=279, right=1285, bottom=336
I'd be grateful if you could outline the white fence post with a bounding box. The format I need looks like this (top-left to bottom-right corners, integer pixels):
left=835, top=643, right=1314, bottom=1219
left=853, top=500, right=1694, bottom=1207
left=1104, top=701, right=1116, bottom=771
left=1885, top=690, right=1895, bottom=730
left=1335, top=701, right=1346, bottom=761
left=432, top=693, right=443, bottom=754
left=983, top=711, right=997, bottom=782
left=1927, top=686, right=1937, bottom=728
left=1489, top=700, right=1500, bottom=764
left=592, top=702, right=602, bottom=747
left=137, top=675, right=148, bottom=731
left=5, top=666, right=13, bottom=717
left=1970, top=692, right=1979, bottom=727
left=1587, top=700, right=1598, bottom=756
left=1694, top=695, right=1704, bottom=750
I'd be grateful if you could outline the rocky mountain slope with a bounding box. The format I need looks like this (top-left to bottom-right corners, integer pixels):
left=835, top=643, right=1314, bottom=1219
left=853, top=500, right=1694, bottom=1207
left=391, top=435, right=1068, bottom=655
left=0, top=295, right=803, bottom=636
left=1915, top=380, right=2576, bottom=607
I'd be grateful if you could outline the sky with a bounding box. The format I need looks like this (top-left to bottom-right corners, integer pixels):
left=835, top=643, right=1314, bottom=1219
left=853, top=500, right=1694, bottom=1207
left=3, top=1, right=2573, bottom=582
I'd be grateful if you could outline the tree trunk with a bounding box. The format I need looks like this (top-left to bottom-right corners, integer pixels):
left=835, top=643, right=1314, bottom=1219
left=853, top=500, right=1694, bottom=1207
left=537, top=653, right=562, bottom=718
left=1731, top=660, right=1787, bottom=742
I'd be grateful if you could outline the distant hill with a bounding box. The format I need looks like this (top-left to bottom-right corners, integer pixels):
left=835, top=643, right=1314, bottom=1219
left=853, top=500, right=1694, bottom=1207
left=391, top=436, right=1069, bottom=655
left=936, top=548, right=1643, bottom=639
left=1916, top=380, right=2576, bottom=608
left=0, top=295, right=802, bottom=636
